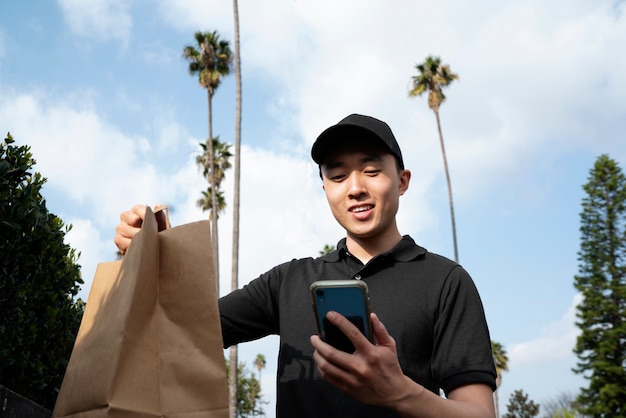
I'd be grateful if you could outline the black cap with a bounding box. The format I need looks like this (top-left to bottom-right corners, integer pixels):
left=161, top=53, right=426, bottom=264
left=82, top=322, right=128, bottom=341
left=311, top=114, right=404, bottom=169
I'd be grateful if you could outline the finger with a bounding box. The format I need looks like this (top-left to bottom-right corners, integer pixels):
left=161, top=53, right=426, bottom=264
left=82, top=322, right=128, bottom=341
left=114, top=222, right=141, bottom=254
left=121, top=204, right=147, bottom=227
left=310, top=335, right=355, bottom=386
left=326, top=311, right=372, bottom=351
left=114, top=205, right=147, bottom=253
left=113, top=234, right=133, bottom=254
left=370, top=313, right=396, bottom=348
left=310, top=334, right=349, bottom=361
left=310, top=333, right=356, bottom=373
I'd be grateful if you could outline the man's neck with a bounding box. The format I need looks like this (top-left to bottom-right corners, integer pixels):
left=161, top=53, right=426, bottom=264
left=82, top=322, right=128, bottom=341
left=345, top=230, right=403, bottom=264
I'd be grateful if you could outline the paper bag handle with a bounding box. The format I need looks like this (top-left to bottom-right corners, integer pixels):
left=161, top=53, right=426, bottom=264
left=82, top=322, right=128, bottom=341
left=152, top=204, right=171, bottom=232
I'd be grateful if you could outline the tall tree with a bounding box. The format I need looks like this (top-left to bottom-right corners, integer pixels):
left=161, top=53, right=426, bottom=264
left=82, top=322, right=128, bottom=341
left=253, top=353, right=266, bottom=383
left=197, top=137, right=233, bottom=193
left=183, top=31, right=233, bottom=288
left=547, top=410, right=577, bottom=418
left=0, top=133, right=84, bottom=409
left=196, top=137, right=232, bottom=227
left=196, top=137, right=232, bottom=275
left=197, top=187, right=226, bottom=216
left=229, top=2, right=243, bottom=416
left=541, top=392, right=583, bottom=418
left=225, top=360, right=265, bottom=417
left=492, top=341, right=509, bottom=418
left=573, top=154, right=626, bottom=417
left=409, top=55, right=460, bottom=262
left=503, top=390, right=540, bottom=418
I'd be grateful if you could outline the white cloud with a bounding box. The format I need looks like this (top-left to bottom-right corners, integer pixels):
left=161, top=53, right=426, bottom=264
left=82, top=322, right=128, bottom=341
left=151, top=0, right=626, bottom=211
left=64, top=218, right=113, bottom=301
left=154, top=0, right=626, bottom=180
left=0, top=91, right=158, bottom=218
left=155, top=0, right=233, bottom=33
left=0, top=87, right=202, bottom=299
left=498, top=295, right=586, bottom=407
left=57, top=0, right=132, bottom=45
left=508, top=293, right=582, bottom=368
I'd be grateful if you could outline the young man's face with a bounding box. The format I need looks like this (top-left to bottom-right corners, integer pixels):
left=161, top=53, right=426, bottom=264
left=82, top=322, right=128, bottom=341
left=320, top=142, right=410, bottom=243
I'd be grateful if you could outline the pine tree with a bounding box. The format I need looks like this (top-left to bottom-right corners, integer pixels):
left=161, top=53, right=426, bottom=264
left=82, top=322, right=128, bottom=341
left=503, top=390, right=540, bottom=418
left=573, top=154, right=626, bottom=417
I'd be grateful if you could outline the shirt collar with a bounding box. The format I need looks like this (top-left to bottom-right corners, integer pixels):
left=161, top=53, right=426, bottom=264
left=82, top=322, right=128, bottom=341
left=323, top=235, right=425, bottom=263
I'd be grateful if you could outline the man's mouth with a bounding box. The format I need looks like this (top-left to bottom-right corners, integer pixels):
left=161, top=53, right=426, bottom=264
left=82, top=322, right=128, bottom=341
left=350, top=204, right=374, bottom=213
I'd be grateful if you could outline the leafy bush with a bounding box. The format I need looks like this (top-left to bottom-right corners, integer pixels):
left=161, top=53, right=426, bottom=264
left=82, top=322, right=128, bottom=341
left=0, top=132, right=84, bottom=409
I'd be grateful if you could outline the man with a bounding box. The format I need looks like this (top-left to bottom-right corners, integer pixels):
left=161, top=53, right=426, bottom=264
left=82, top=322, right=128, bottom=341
left=115, top=114, right=497, bottom=417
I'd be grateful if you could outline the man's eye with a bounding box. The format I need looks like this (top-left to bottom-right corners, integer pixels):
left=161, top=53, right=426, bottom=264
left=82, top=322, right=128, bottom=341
left=365, top=169, right=381, bottom=175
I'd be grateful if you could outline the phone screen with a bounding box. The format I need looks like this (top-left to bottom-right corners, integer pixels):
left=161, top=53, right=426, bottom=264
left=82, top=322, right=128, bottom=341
left=310, top=280, right=372, bottom=353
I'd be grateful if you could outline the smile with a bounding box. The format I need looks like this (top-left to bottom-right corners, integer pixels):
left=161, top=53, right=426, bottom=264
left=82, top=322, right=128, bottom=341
left=350, top=205, right=374, bottom=213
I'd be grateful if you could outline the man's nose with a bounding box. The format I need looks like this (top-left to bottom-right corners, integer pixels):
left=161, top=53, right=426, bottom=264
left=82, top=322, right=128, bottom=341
left=347, top=172, right=366, bottom=198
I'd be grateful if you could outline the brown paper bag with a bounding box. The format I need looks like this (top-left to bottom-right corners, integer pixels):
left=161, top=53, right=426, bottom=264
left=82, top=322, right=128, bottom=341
left=53, top=207, right=229, bottom=418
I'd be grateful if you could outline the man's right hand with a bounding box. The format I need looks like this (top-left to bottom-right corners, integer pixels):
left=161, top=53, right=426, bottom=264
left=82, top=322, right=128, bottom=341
left=114, top=204, right=147, bottom=254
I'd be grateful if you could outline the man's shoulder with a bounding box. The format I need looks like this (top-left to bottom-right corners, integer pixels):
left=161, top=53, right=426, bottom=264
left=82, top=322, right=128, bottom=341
left=396, top=236, right=457, bottom=265
left=393, top=236, right=472, bottom=285
left=266, top=253, right=339, bottom=277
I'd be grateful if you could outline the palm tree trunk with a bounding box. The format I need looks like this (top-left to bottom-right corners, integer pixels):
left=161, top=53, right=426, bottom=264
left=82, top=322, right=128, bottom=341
left=208, top=91, right=220, bottom=293
left=434, top=110, right=458, bottom=262
left=228, top=346, right=238, bottom=418
left=494, top=368, right=502, bottom=418
left=494, top=392, right=500, bottom=418
left=229, top=1, right=242, bottom=417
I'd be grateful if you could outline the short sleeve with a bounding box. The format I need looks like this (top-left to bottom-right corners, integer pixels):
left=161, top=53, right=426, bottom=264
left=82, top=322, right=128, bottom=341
left=431, top=266, right=496, bottom=394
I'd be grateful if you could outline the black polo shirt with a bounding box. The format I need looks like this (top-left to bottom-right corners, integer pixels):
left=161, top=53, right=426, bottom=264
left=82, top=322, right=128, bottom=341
left=219, top=235, right=496, bottom=418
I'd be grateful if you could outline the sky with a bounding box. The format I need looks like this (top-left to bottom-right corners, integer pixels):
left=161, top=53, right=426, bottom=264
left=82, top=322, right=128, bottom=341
left=1, top=0, right=625, bottom=415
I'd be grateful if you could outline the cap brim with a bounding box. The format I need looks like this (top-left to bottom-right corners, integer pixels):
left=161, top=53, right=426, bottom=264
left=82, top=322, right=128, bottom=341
left=311, top=124, right=384, bottom=165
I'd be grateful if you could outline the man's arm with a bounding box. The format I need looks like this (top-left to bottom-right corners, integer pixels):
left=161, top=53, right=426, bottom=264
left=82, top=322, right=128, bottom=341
left=390, top=380, right=495, bottom=418
left=310, top=312, right=495, bottom=418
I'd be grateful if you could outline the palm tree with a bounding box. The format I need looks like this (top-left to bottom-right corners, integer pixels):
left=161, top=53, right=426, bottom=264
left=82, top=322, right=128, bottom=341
left=195, top=136, right=232, bottom=294
left=229, top=4, right=243, bottom=417
left=253, top=354, right=266, bottom=383
left=491, top=341, right=509, bottom=418
left=409, top=55, right=459, bottom=262
left=196, top=187, right=226, bottom=217
left=197, top=137, right=233, bottom=190
left=183, top=31, right=233, bottom=288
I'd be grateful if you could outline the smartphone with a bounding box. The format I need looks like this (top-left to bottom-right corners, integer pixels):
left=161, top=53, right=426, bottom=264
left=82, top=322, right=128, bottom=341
left=310, top=280, right=373, bottom=353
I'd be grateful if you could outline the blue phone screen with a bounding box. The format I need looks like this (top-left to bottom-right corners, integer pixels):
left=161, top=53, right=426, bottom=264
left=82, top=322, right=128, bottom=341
left=313, top=284, right=370, bottom=353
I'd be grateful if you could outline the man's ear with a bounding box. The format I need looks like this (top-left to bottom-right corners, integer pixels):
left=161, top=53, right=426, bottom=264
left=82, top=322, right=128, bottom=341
left=398, top=169, right=411, bottom=196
